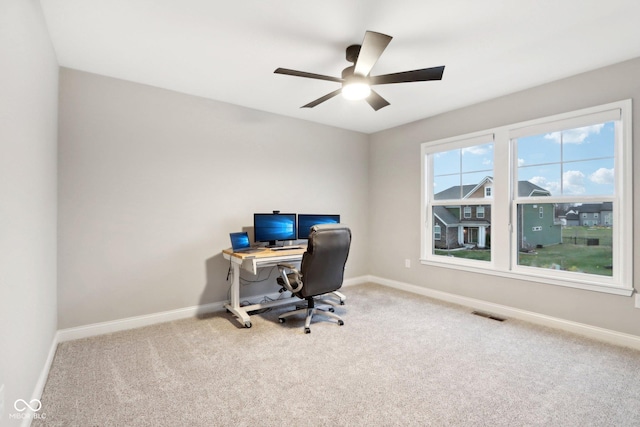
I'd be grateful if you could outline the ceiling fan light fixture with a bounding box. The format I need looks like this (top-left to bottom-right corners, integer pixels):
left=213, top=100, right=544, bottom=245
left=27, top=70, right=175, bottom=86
left=342, top=75, right=370, bottom=100
left=342, top=82, right=370, bottom=100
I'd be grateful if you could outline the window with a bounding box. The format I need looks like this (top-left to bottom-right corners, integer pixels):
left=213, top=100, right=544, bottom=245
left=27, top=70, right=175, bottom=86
left=434, top=224, right=441, bottom=240
left=425, top=134, right=494, bottom=261
left=422, top=100, right=633, bottom=295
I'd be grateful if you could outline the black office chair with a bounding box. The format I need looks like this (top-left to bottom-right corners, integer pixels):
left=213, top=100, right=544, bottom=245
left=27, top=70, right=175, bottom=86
left=276, top=224, right=351, bottom=333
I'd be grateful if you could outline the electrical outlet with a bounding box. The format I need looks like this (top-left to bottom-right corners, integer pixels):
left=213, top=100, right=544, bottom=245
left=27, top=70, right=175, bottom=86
left=405, top=259, right=411, bottom=268
left=635, top=294, right=640, bottom=309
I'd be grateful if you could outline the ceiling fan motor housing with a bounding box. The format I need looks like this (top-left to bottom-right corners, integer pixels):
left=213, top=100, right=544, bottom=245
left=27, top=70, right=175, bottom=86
left=346, top=44, right=361, bottom=64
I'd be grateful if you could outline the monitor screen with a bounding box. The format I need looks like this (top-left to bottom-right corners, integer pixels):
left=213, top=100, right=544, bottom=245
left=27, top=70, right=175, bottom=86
left=297, top=214, right=340, bottom=239
left=253, top=213, right=297, bottom=245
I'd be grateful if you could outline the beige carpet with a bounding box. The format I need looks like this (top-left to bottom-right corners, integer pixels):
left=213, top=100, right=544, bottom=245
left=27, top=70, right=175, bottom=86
left=34, top=283, right=640, bottom=426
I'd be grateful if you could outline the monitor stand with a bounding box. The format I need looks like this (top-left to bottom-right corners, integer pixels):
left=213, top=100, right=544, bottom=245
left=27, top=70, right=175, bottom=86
left=267, top=240, right=282, bottom=248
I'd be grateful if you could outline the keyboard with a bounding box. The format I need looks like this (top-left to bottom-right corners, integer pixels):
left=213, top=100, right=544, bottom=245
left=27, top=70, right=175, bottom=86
left=270, top=246, right=303, bottom=251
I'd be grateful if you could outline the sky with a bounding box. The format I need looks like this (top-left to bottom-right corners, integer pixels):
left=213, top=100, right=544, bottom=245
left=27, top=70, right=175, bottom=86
left=432, top=121, right=615, bottom=198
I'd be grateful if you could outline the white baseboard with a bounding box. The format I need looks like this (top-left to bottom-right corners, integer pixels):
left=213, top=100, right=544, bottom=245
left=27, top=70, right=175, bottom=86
left=57, top=275, right=370, bottom=342
left=368, top=275, right=640, bottom=351
left=57, top=300, right=226, bottom=342
left=22, top=332, right=59, bottom=427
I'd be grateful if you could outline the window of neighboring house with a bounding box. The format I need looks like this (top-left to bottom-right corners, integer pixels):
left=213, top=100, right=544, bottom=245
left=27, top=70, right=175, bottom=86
left=424, top=134, right=494, bottom=262
left=434, top=224, right=441, bottom=240
left=422, top=100, right=632, bottom=296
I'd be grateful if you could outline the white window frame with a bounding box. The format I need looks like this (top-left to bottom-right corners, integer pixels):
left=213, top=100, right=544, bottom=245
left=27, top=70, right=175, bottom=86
left=463, top=206, right=472, bottom=219
left=421, top=100, right=633, bottom=296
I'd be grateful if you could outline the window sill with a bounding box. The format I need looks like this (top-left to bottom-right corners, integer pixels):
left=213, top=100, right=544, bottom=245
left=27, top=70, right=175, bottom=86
left=419, top=258, right=634, bottom=296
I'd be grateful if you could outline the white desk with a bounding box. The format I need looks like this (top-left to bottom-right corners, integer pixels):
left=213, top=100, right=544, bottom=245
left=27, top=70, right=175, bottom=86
left=222, top=246, right=306, bottom=328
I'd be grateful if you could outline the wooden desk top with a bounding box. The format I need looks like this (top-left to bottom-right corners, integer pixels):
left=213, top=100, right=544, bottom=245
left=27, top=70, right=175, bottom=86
left=222, top=245, right=307, bottom=260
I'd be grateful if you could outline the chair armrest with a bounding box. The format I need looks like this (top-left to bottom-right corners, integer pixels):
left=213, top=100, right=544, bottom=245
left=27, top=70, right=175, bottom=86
left=277, top=263, right=303, bottom=293
left=277, top=263, right=298, bottom=272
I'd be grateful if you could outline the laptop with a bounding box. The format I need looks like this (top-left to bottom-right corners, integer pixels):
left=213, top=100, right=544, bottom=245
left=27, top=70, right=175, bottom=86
left=229, top=232, right=262, bottom=253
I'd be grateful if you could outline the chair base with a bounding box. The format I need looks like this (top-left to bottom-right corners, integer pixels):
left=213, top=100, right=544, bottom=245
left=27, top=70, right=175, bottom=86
left=278, top=298, right=344, bottom=334
left=317, top=291, right=346, bottom=307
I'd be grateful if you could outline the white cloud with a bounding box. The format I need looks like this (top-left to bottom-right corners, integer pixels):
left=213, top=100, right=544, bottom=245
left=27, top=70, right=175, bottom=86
left=530, top=176, right=560, bottom=195
left=589, top=167, right=614, bottom=185
left=544, top=124, right=605, bottom=144
left=563, top=170, right=585, bottom=194
left=462, top=146, right=489, bottom=155
left=518, top=158, right=525, bottom=167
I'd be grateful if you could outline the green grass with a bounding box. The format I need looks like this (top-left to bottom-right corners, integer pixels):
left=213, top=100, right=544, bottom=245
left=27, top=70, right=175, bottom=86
left=434, top=249, right=490, bottom=261
left=518, top=244, right=612, bottom=276
left=434, top=226, right=613, bottom=276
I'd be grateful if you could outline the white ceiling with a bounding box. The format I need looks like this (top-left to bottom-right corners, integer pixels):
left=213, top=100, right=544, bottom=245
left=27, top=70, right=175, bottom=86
left=39, top=0, right=640, bottom=134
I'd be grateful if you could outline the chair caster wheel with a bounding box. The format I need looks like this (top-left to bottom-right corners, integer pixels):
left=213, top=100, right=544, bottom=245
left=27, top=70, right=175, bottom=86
left=244, top=321, right=252, bottom=328
left=328, top=307, right=335, bottom=312
left=279, top=318, right=285, bottom=323
left=338, top=320, right=344, bottom=326
left=305, top=328, right=311, bottom=334
left=340, top=301, right=345, bottom=305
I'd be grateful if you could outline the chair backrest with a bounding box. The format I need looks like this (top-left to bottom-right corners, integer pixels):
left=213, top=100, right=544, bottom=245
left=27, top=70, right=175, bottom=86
left=298, top=224, right=351, bottom=298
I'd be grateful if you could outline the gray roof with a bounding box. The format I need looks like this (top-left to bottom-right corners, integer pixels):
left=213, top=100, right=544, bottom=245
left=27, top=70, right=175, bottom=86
left=435, top=180, right=550, bottom=199
left=516, top=181, right=551, bottom=197
left=434, top=184, right=477, bottom=200
left=433, top=206, right=460, bottom=226
left=575, top=202, right=613, bottom=213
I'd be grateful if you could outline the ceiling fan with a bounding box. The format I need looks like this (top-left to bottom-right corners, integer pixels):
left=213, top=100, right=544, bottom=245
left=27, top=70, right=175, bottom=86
left=274, top=30, right=445, bottom=111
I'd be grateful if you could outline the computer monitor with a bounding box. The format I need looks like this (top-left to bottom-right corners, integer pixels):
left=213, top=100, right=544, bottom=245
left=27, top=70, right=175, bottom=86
left=297, top=214, right=340, bottom=239
left=253, top=213, right=297, bottom=247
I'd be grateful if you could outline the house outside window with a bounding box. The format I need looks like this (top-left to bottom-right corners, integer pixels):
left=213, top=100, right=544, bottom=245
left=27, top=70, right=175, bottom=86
left=422, top=100, right=633, bottom=296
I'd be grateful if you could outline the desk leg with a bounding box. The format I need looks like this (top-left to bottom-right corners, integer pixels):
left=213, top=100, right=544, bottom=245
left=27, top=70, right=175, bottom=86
left=224, top=262, right=252, bottom=328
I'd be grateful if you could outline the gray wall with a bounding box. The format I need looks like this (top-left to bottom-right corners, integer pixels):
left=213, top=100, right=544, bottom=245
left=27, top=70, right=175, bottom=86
left=57, top=68, right=369, bottom=329
left=369, top=57, right=640, bottom=337
left=0, top=0, right=59, bottom=423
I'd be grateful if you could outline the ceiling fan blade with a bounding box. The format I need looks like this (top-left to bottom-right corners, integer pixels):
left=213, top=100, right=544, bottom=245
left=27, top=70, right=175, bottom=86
left=301, top=89, right=342, bottom=108
left=370, top=66, right=445, bottom=85
left=274, top=68, right=343, bottom=83
left=365, top=90, right=390, bottom=111
left=353, top=31, right=392, bottom=76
